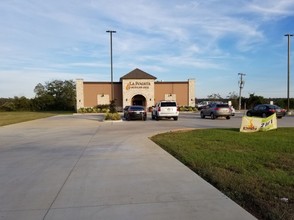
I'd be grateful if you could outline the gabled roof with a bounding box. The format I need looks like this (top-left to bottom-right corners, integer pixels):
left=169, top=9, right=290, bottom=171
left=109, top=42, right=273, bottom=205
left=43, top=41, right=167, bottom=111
left=120, top=68, right=157, bottom=80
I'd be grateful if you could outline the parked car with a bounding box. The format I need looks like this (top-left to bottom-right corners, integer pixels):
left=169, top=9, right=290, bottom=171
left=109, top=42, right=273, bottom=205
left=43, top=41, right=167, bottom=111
left=124, top=105, right=147, bottom=121
left=200, top=103, right=232, bottom=119
left=196, top=101, right=211, bottom=110
left=152, top=100, right=179, bottom=120
left=123, top=105, right=130, bottom=119
left=246, top=104, right=286, bottom=119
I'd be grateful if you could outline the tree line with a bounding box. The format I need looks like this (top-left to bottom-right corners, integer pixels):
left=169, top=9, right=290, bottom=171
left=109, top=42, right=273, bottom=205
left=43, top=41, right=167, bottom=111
left=0, top=80, right=76, bottom=112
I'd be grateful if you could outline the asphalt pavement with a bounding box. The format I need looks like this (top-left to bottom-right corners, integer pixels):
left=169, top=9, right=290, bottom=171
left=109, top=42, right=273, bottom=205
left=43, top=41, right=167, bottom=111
left=2, top=112, right=291, bottom=219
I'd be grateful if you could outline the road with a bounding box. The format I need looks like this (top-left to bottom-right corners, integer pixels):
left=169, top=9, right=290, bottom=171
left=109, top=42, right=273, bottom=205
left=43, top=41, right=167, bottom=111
left=0, top=112, right=292, bottom=220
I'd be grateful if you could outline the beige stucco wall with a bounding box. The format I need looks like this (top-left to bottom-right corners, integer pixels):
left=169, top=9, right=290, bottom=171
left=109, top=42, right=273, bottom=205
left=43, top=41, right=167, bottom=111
left=188, top=79, right=195, bottom=107
left=76, top=79, right=84, bottom=110
left=97, top=94, right=110, bottom=105
left=122, top=79, right=155, bottom=107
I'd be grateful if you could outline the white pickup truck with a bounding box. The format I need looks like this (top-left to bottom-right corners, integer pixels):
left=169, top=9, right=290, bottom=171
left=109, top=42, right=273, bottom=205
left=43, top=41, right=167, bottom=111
left=152, top=100, right=179, bottom=120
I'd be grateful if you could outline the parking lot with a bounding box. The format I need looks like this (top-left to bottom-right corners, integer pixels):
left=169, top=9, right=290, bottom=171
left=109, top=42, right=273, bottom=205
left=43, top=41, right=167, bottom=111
left=0, top=112, right=292, bottom=220
left=117, top=111, right=294, bottom=133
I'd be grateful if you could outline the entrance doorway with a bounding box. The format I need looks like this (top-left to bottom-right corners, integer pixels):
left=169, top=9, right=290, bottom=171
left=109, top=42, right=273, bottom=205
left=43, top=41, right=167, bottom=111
left=132, top=95, right=146, bottom=106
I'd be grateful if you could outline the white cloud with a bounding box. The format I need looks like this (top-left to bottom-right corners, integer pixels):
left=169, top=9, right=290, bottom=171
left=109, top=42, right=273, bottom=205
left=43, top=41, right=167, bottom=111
left=0, top=0, right=293, bottom=98
left=0, top=69, right=107, bottom=98
left=247, top=0, right=294, bottom=18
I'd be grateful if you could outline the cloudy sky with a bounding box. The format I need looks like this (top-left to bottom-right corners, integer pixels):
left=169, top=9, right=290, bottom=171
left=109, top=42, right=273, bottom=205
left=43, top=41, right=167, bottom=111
left=0, top=0, right=294, bottom=99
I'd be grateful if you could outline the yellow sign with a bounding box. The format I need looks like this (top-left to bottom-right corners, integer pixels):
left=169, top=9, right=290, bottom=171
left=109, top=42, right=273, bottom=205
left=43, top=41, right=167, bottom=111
left=240, top=113, right=277, bottom=132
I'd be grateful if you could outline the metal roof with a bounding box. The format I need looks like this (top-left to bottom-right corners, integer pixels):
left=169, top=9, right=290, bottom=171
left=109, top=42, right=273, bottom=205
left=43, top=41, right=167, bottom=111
left=120, top=68, right=157, bottom=80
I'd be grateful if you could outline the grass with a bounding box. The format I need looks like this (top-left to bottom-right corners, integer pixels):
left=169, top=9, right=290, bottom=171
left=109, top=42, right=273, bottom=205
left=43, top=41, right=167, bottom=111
left=0, top=111, right=72, bottom=126
left=151, top=128, right=294, bottom=220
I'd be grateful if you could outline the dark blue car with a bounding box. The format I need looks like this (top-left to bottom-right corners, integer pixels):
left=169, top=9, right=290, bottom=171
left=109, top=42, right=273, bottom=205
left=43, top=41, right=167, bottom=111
left=124, top=105, right=147, bottom=121
left=246, top=104, right=286, bottom=119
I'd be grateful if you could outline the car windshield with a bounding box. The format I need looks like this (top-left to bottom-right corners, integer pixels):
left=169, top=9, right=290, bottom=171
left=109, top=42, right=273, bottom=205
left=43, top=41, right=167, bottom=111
left=161, top=102, right=177, bottom=107
left=130, top=106, right=144, bottom=111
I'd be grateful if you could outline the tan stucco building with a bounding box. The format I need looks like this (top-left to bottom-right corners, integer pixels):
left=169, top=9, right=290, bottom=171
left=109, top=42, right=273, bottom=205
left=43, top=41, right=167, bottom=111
left=76, top=68, right=195, bottom=110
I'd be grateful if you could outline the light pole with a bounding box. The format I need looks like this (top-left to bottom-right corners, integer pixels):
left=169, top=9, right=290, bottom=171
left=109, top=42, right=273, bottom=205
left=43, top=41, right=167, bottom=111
left=285, top=34, right=293, bottom=112
left=238, top=73, right=246, bottom=110
left=106, top=30, right=116, bottom=101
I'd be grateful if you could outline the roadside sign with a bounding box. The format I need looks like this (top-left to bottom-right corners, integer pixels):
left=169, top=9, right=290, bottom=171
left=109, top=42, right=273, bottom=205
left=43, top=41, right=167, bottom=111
left=240, top=113, right=277, bottom=133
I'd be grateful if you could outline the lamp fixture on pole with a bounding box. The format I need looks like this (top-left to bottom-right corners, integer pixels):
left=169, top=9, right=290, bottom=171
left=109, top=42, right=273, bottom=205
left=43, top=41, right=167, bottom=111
left=284, top=34, right=293, bottom=112
left=106, top=30, right=116, bottom=101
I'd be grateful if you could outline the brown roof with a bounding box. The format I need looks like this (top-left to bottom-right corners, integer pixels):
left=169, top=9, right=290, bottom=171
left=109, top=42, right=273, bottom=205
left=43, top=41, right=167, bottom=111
left=120, top=68, right=157, bottom=80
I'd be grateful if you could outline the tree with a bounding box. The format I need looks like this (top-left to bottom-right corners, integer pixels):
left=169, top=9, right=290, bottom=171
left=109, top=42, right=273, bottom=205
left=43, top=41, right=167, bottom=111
left=246, top=93, right=264, bottom=109
left=207, top=93, right=222, bottom=100
left=32, top=80, right=76, bottom=111
left=226, top=92, right=238, bottom=108
left=109, top=99, right=117, bottom=113
left=34, top=83, right=46, bottom=97
left=226, top=92, right=238, bottom=100
left=13, top=96, right=31, bottom=111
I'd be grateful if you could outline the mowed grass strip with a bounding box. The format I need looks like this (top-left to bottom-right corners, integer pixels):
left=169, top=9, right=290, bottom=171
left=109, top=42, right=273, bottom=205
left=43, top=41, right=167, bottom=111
left=0, top=112, right=60, bottom=126
left=151, top=128, right=294, bottom=220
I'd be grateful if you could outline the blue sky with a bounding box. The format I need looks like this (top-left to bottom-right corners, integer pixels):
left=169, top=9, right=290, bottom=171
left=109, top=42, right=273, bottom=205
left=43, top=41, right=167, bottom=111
left=0, top=0, right=294, bottom=99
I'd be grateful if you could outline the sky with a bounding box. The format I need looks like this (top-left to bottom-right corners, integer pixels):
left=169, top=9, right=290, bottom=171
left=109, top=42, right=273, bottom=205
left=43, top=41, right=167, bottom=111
left=0, top=0, right=294, bottom=99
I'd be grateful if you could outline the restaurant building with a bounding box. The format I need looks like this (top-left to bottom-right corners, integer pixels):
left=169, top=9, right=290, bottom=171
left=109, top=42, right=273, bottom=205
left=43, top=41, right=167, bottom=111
left=76, top=68, right=195, bottom=110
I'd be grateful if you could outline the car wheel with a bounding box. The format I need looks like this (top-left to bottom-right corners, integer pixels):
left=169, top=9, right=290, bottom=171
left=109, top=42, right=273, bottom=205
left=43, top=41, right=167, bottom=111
left=247, top=112, right=252, bottom=117
left=200, top=112, right=205, bottom=119
left=173, top=116, right=178, bottom=121
left=262, top=113, right=267, bottom=118
left=226, top=116, right=230, bottom=120
left=210, top=113, right=216, bottom=119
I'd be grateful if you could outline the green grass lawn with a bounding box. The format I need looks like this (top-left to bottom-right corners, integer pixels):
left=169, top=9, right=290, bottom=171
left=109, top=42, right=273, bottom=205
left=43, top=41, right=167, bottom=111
left=151, top=128, right=294, bottom=220
left=0, top=111, right=71, bottom=126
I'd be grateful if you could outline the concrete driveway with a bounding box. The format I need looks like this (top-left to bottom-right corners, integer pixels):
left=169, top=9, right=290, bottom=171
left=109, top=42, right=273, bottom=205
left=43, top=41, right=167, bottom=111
left=1, top=112, right=285, bottom=220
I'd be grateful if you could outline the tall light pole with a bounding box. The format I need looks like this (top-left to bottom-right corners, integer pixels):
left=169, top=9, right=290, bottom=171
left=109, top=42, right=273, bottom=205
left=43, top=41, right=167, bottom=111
left=238, top=73, right=246, bottom=110
left=285, top=34, right=293, bottom=112
left=106, top=30, right=116, bottom=101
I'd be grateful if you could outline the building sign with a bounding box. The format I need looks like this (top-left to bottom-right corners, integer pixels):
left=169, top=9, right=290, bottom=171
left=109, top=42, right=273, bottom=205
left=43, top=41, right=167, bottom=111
left=125, top=81, right=151, bottom=90
left=240, top=113, right=277, bottom=133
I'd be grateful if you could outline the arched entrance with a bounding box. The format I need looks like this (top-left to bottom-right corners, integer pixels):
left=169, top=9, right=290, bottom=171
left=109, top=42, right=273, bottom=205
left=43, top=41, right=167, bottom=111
left=132, top=95, right=146, bottom=106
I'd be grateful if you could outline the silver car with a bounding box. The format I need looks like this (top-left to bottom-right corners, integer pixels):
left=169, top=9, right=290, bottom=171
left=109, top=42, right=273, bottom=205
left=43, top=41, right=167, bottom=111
left=200, top=103, right=232, bottom=119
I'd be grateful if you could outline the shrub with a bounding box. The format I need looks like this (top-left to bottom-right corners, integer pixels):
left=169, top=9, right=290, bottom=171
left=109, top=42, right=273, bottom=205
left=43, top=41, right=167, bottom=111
left=178, top=106, right=197, bottom=112
left=101, top=108, right=109, bottom=113
left=96, top=104, right=110, bottom=110
left=109, top=100, right=117, bottom=113
left=104, top=112, right=121, bottom=120
left=0, top=102, right=16, bottom=111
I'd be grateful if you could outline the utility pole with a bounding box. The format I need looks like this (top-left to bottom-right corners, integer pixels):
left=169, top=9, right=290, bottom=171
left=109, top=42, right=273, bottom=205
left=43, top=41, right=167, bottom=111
left=106, top=30, right=116, bottom=101
left=284, top=34, right=293, bottom=112
left=238, top=73, right=246, bottom=110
